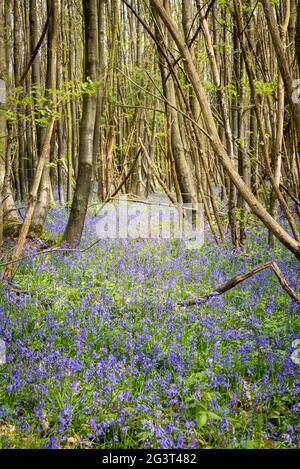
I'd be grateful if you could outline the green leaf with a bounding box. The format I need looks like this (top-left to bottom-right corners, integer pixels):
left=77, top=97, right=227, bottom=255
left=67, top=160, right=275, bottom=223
left=245, top=440, right=257, bottom=449
left=196, top=412, right=207, bottom=428
left=207, top=412, right=221, bottom=420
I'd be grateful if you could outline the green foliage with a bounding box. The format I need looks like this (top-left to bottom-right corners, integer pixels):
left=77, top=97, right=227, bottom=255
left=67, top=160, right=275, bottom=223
left=217, top=18, right=231, bottom=28
left=202, top=80, right=214, bottom=92
left=224, top=83, right=237, bottom=97
left=242, top=1, right=259, bottom=13
left=155, top=131, right=167, bottom=138
left=240, top=76, right=278, bottom=96
left=4, top=79, right=98, bottom=128
left=254, top=79, right=278, bottom=96
left=178, top=76, right=192, bottom=92
left=217, top=0, right=230, bottom=7
left=194, top=44, right=209, bottom=65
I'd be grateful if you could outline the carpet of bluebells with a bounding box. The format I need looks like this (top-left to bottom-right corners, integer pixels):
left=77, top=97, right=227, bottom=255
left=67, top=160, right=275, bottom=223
left=0, top=197, right=300, bottom=449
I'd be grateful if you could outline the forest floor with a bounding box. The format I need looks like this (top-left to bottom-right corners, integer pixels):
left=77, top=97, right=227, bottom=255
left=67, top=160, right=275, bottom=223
left=0, top=196, right=300, bottom=449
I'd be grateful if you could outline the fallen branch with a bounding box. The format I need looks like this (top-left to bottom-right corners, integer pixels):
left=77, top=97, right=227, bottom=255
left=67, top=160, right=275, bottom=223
left=178, top=261, right=300, bottom=306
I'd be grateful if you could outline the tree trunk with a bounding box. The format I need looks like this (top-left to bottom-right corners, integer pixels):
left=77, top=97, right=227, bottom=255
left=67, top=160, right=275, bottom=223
left=296, top=0, right=300, bottom=74
left=260, top=0, right=300, bottom=140
left=0, top=0, right=6, bottom=246
left=153, top=2, right=196, bottom=206
left=62, top=0, right=99, bottom=247
left=197, top=0, right=239, bottom=246
left=269, top=1, right=290, bottom=247
left=31, top=0, right=57, bottom=231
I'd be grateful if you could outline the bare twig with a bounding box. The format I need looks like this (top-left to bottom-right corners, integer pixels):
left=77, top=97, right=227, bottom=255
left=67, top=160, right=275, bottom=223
left=280, top=184, right=300, bottom=207
left=18, top=8, right=52, bottom=86
left=104, top=196, right=197, bottom=210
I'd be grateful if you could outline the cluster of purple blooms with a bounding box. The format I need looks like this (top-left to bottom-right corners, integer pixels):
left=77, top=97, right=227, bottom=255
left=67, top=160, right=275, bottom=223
left=0, top=201, right=299, bottom=448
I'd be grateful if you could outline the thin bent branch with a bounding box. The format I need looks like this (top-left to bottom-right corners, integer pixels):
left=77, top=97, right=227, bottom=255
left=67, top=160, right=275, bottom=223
left=18, top=8, right=52, bottom=86
left=178, top=261, right=300, bottom=306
